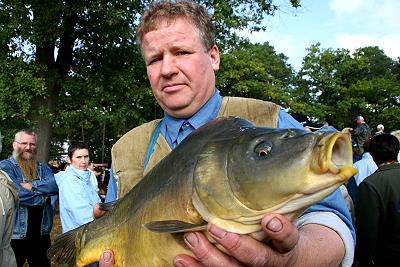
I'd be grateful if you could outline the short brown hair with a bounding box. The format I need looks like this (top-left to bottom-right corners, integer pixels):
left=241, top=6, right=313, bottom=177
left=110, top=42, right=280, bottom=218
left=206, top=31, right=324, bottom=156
left=136, top=0, right=216, bottom=52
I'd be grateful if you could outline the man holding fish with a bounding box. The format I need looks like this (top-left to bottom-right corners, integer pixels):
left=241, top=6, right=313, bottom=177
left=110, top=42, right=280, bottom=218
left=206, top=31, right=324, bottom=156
left=97, top=0, right=355, bottom=266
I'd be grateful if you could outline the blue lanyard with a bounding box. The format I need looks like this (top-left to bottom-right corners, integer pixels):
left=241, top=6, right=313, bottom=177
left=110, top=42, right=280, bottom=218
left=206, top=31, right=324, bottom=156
left=143, top=120, right=162, bottom=170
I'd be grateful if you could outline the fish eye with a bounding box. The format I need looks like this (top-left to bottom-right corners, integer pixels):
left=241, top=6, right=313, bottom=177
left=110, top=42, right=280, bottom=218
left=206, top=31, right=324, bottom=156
left=254, top=141, right=272, bottom=158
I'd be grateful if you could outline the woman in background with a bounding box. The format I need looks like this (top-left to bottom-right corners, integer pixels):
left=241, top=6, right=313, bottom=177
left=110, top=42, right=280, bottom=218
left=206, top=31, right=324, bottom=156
left=55, top=142, right=100, bottom=233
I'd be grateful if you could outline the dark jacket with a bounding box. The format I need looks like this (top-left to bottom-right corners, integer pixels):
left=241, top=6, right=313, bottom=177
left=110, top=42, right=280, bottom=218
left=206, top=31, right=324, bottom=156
left=355, top=163, right=400, bottom=266
left=353, top=123, right=371, bottom=147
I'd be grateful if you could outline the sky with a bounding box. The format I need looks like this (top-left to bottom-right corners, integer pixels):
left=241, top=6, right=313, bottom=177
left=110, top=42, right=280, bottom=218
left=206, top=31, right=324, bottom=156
left=242, top=0, right=400, bottom=71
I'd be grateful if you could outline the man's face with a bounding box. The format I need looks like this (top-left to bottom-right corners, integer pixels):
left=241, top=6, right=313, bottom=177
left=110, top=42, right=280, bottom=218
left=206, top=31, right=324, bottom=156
left=142, top=18, right=220, bottom=118
left=13, top=133, right=37, bottom=160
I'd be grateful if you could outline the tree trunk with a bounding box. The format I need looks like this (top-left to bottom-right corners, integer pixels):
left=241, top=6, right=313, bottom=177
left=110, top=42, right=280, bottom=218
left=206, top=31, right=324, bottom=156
left=31, top=106, right=53, bottom=162
left=29, top=70, right=58, bottom=162
left=29, top=1, right=77, bottom=161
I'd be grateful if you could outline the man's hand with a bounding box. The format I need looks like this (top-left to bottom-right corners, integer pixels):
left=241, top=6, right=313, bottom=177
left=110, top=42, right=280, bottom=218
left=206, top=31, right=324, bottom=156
left=98, top=213, right=345, bottom=267
left=20, top=182, right=32, bottom=191
left=173, top=214, right=300, bottom=267
left=93, top=203, right=106, bottom=219
left=99, top=250, right=114, bottom=267
left=173, top=214, right=344, bottom=267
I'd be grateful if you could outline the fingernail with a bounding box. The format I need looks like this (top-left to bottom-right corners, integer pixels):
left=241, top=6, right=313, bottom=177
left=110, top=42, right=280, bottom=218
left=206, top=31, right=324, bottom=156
left=174, top=259, right=186, bottom=267
left=184, top=233, right=198, bottom=248
left=102, top=251, right=112, bottom=262
left=208, top=224, right=227, bottom=239
left=266, top=217, right=283, bottom=232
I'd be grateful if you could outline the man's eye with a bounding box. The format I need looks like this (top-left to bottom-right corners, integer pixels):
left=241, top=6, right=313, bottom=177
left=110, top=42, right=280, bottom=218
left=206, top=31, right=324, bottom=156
left=176, top=51, right=189, bottom=56
left=147, top=57, right=161, bottom=65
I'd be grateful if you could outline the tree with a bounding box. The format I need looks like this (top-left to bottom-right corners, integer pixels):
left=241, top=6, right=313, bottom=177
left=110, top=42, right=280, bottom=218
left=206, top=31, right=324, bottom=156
left=1, top=0, right=146, bottom=161
left=292, top=43, right=400, bottom=131
left=217, top=42, right=294, bottom=107
left=291, top=43, right=356, bottom=124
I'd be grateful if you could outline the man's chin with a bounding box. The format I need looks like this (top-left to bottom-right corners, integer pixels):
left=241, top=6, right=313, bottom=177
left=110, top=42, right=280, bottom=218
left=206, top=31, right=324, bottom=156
left=165, top=108, right=195, bottom=118
left=162, top=102, right=200, bottom=118
left=20, top=152, right=35, bottom=160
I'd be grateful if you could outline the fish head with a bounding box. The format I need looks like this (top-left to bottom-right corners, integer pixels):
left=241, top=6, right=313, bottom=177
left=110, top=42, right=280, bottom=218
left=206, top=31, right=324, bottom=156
left=193, top=120, right=356, bottom=234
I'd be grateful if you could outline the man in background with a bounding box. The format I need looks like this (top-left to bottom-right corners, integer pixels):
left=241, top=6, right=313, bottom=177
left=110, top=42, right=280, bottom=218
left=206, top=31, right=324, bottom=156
left=355, top=134, right=400, bottom=265
left=375, top=124, right=385, bottom=135
left=352, top=115, right=371, bottom=156
left=0, top=129, right=58, bottom=267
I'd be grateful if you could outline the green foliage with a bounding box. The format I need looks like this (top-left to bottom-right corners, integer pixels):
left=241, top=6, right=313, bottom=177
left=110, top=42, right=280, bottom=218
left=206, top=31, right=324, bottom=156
left=291, top=43, right=400, bottom=132
left=217, top=42, right=294, bottom=106
left=0, top=0, right=300, bottom=162
left=0, top=57, right=47, bottom=156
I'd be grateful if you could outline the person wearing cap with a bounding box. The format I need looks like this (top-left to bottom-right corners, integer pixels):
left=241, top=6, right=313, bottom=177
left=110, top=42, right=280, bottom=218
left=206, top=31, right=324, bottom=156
left=352, top=115, right=372, bottom=156
left=375, top=124, right=385, bottom=135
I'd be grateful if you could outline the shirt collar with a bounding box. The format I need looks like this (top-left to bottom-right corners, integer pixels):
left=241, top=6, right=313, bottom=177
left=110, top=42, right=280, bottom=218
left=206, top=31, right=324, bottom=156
left=68, top=165, right=90, bottom=181
left=362, top=152, right=373, bottom=159
left=162, top=89, right=223, bottom=147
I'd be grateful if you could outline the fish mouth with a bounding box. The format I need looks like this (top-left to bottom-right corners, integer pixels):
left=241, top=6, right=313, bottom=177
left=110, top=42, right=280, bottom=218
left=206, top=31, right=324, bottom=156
left=271, top=132, right=357, bottom=218
left=315, top=132, right=353, bottom=175
left=304, top=132, right=356, bottom=193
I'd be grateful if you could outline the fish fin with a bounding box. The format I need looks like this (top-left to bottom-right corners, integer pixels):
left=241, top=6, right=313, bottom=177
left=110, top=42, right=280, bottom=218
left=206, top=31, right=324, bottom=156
left=143, top=220, right=207, bottom=233
left=98, top=200, right=118, bottom=212
left=47, top=227, right=80, bottom=266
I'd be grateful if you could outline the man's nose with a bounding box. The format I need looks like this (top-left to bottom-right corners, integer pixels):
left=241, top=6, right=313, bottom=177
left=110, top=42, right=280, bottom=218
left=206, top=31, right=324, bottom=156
left=160, top=55, right=178, bottom=77
left=25, top=143, right=36, bottom=149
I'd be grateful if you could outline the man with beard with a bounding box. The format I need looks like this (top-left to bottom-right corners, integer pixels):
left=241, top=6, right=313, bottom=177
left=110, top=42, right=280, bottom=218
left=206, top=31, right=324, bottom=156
left=0, top=129, right=58, bottom=267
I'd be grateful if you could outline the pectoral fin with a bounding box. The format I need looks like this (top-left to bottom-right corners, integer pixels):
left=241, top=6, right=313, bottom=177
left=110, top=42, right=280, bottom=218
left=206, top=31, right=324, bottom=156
left=143, top=220, right=207, bottom=233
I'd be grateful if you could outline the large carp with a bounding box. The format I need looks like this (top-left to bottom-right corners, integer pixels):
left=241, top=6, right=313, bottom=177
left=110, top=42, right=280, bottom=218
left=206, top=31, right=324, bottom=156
left=48, top=116, right=356, bottom=266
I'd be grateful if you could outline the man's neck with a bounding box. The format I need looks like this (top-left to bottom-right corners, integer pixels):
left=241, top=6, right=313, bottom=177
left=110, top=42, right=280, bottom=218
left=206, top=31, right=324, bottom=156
left=379, top=160, right=396, bottom=167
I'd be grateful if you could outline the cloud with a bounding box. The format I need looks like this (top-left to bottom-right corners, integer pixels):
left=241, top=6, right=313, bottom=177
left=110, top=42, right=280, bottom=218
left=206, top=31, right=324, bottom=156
left=335, top=33, right=400, bottom=59
left=329, top=0, right=365, bottom=14
left=375, top=0, right=400, bottom=30
left=330, top=0, right=399, bottom=58
left=329, top=0, right=400, bottom=30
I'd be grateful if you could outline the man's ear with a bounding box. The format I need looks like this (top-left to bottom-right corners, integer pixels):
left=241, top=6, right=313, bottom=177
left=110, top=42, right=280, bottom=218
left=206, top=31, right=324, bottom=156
left=209, top=45, right=220, bottom=72
left=12, top=141, right=18, bottom=151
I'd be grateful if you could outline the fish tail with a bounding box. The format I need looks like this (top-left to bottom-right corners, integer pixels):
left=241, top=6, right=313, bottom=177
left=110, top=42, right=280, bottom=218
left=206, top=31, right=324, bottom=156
left=47, top=226, right=82, bottom=266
